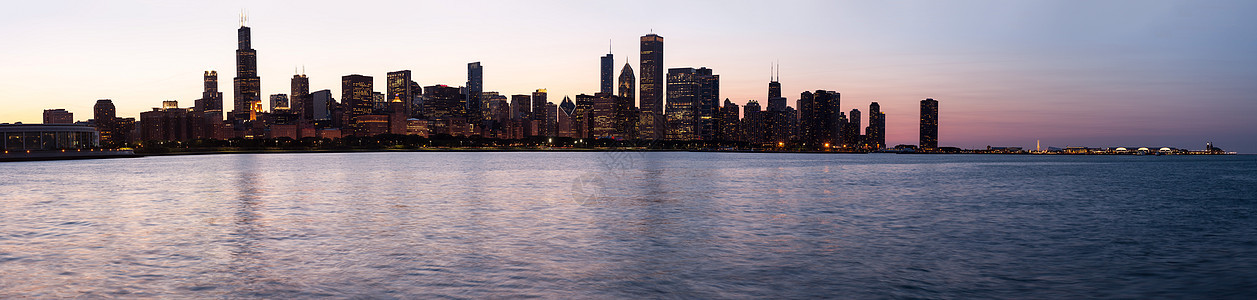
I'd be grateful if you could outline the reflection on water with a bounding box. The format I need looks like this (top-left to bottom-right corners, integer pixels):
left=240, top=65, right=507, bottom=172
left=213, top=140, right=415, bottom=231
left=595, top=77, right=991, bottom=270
left=2, top=153, right=1256, bottom=298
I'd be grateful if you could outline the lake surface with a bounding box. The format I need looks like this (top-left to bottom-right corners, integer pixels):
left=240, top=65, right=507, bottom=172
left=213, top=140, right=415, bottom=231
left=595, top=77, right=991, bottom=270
left=2, top=152, right=1256, bottom=298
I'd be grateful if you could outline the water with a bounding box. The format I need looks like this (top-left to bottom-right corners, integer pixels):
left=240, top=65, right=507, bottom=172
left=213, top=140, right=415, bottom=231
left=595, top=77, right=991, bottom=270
left=2, top=152, right=1256, bottom=298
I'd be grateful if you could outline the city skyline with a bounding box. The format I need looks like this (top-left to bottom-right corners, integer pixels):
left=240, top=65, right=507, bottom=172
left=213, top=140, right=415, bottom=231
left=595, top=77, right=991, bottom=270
left=2, top=1, right=1255, bottom=152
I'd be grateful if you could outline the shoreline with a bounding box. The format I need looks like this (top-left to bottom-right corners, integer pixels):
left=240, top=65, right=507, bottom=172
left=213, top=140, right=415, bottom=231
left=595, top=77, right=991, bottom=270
left=2, top=148, right=1241, bottom=162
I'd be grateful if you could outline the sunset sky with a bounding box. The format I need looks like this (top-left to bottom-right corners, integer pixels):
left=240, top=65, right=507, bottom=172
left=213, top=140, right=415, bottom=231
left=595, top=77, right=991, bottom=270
left=2, top=0, right=1254, bottom=152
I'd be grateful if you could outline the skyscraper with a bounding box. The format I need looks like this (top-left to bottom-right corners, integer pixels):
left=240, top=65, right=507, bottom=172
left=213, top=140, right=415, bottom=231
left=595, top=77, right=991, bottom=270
left=310, top=89, right=334, bottom=121
left=798, top=90, right=841, bottom=147
left=665, top=68, right=699, bottom=140
left=618, top=61, right=635, bottom=102
left=846, top=108, right=862, bottom=147
left=533, top=89, right=548, bottom=136
left=743, top=100, right=764, bottom=144
left=94, top=99, right=117, bottom=145
left=423, top=85, right=465, bottom=120
left=664, top=67, right=719, bottom=140
left=920, top=98, right=939, bottom=149
left=467, top=62, right=483, bottom=126
left=341, top=74, right=374, bottom=136
left=201, top=71, right=223, bottom=119
left=270, top=94, right=289, bottom=111
left=232, top=17, right=261, bottom=123
left=639, top=33, right=664, bottom=139
left=387, top=70, right=415, bottom=117
left=601, top=52, right=614, bottom=95
left=511, top=94, right=531, bottom=120
left=696, top=67, right=719, bottom=140
left=867, top=102, right=886, bottom=149
left=291, top=73, right=310, bottom=123
left=768, top=64, right=785, bottom=112
left=719, top=99, right=740, bottom=141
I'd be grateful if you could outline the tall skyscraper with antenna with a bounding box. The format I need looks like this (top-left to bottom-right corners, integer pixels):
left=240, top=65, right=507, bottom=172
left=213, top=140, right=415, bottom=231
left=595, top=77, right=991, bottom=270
left=291, top=70, right=310, bottom=123
left=232, top=12, right=261, bottom=123
left=600, top=42, right=614, bottom=95
left=768, top=63, right=785, bottom=112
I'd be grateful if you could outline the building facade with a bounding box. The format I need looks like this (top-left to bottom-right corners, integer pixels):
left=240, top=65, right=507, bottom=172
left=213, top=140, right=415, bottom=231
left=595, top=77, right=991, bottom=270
left=232, top=23, right=261, bottom=123
left=639, top=33, right=664, bottom=140
left=920, top=98, right=939, bottom=149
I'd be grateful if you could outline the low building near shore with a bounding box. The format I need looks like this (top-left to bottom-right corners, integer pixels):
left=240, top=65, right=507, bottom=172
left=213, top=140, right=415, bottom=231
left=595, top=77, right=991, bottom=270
left=1, top=123, right=100, bottom=151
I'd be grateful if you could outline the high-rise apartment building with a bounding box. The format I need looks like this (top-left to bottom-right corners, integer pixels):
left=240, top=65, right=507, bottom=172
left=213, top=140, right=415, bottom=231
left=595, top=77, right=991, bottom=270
left=867, top=102, right=886, bottom=149
left=920, top=98, right=939, bottom=149
left=93, top=99, right=117, bottom=145
left=798, top=90, right=841, bottom=147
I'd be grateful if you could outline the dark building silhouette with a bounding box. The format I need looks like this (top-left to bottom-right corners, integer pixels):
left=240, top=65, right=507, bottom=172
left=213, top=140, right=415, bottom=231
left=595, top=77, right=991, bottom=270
left=765, top=109, right=795, bottom=144
left=639, top=33, right=664, bottom=139
left=591, top=93, right=616, bottom=138
left=696, top=68, right=720, bottom=141
left=232, top=20, right=261, bottom=123
left=558, top=96, right=576, bottom=138
left=545, top=102, right=559, bottom=138
left=798, top=90, right=841, bottom=147
left=767, top=65, right=786, bottom=112
left=845, top=108, right=862, bottom=147
left=341, top=74, right=374, bottom=136
left=719, top=99, right=740, bottom=141
left=665, top=68, right=698, bottom=140
left=43, top=109, right=73, bottom=124
left=140, top=101, right=204, bottom=142
left=742, top=100, right=764, bottom=144
left=600, top=53, right=614, bottom=95
left=93, top=99, right=117, bottom=145
left=270, top=94, right=289, bottom=112
left=291, top=73, right=310, bottom=124
left=618, top=61, right=635, bottom=103
left=664, top=67, right=718, bottom=140
left=920, top=98, right=938, bottom=149
left=466, top=62, right=483, bottom=126
left=532, top=89, right=548, bottom=136
left=422, top=85, right=466, bottom=136
left=510, top=94, right=531, bottom=121
left=310, top=90, right=334, bottom=122
left=867, top=102, right=885, bottom=149
left=424, top=85, right=466, bottom=120
left=387, top=70, right=416, bottom=117
left=199, top=71, right=224, bottom=119
left=572, top=94, right=596, bottom=138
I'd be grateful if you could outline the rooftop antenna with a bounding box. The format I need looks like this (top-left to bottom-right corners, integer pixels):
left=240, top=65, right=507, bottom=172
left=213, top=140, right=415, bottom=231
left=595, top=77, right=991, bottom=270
left=302, top=65, right=305, bottom=75
left=609, top=38, right=612, bottom=54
